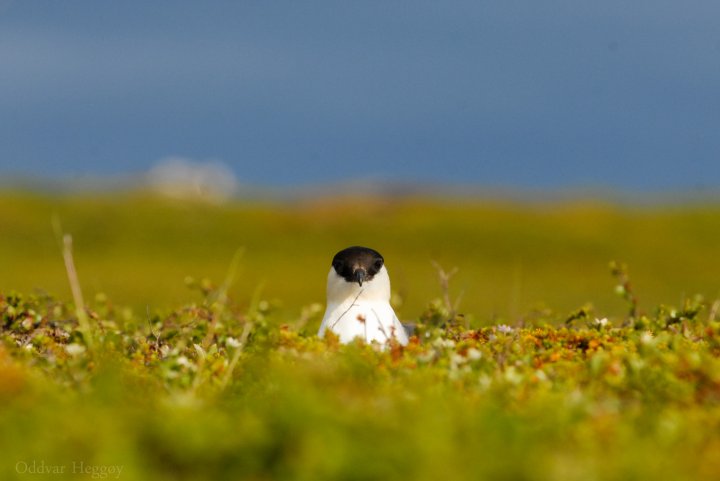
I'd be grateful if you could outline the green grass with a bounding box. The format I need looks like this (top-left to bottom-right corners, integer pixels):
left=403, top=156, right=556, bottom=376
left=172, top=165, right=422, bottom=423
left=2, top=190, right=720, bottom=480
left=2, top=286, right=720, bottom=480
left=2, top=191, right=720, bottom=323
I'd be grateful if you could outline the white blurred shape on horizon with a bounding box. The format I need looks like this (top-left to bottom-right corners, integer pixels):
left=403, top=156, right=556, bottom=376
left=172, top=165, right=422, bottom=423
left=145, top=157, right=238, bottom=202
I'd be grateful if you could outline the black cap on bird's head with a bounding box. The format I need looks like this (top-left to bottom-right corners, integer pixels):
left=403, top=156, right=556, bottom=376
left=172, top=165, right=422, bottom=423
left=331, top=246, right=385, bottom=286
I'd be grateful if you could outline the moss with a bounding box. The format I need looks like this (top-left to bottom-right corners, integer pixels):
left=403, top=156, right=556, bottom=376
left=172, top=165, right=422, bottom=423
left=1, top=286, right=720, bottom=480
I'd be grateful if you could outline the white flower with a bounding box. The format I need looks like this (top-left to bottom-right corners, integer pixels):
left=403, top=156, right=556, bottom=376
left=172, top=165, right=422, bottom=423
left=595, top=318, right=609, bottom=327
left=432, top=338, right=456, bottom=349
left=65, top=343, right=86, bottom=356
left=176, top=356, right=193, bottom=368
left=450, top=353, right=466, bottom=366
left=496, top=324, right=514, bottom=334
left=226, top=337, right=242, bottom=349
left=466, top=348, right=482, bottom=361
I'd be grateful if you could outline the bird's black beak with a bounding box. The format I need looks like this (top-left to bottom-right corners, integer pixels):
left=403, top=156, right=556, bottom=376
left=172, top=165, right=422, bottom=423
left=354, top=269, right=366, bottom=286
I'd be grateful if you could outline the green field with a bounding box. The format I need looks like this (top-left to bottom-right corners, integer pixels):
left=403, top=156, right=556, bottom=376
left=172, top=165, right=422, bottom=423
left=1, top=191, right=720, bottom=480
left=2, top=191, right=720, bottom=323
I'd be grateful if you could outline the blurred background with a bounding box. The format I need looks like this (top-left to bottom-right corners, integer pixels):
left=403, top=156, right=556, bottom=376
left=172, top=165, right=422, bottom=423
left=1, top=0, right=719, bottom=323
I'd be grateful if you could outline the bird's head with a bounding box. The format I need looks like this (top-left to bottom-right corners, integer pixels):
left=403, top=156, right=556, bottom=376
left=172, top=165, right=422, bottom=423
left=331, top=246, right=385, bottom=287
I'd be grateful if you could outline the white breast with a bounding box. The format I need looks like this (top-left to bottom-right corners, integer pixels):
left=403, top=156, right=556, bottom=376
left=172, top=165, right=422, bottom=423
left=318, top=266, right=409, bottom=346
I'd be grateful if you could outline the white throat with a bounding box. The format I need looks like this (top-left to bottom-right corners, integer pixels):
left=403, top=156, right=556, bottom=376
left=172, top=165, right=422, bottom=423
left=325, top=265, right=392, bottom=307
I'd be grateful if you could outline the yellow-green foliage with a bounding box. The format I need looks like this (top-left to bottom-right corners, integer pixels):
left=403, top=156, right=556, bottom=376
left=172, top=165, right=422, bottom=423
left=1, top=191, right=720, bottom=323
left=2, top=191, right=720, bottom=480
left=1, top=288, right=720, bottom=481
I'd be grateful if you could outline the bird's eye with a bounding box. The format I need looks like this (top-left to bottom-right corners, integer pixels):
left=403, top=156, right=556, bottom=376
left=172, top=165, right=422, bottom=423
left=332, top=260, right=343, bottom=270
left=374, top=259, right=384, bottom=270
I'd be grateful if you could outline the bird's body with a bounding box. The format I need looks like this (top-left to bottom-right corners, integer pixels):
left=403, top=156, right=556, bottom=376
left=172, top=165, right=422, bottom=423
left=319, top=246, right=409, bottom=346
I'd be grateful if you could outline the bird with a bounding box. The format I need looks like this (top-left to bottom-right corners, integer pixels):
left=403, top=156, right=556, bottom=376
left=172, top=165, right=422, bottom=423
left=318, top=246, right=409, bottom=346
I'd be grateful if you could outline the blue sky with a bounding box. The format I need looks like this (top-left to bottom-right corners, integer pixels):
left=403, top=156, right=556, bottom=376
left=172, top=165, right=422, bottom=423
left=1, top=1, right=719, bottom=190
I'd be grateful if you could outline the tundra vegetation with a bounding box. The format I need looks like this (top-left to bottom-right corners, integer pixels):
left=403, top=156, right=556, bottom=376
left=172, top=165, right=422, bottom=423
left=1, top=192, right=719, bottom=480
